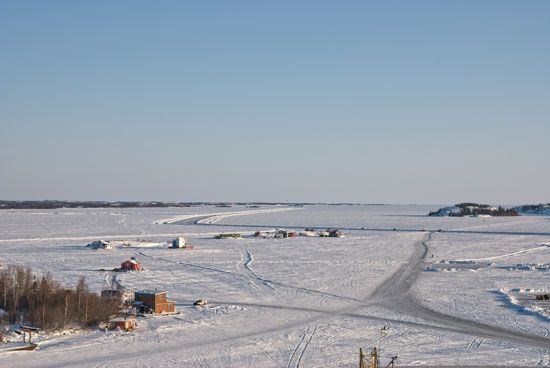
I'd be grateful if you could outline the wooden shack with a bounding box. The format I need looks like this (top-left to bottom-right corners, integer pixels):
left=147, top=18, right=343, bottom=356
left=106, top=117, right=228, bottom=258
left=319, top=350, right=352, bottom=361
left=134, top=291, right=176, bottom=314
left=108, top=316, right=137, bottom=331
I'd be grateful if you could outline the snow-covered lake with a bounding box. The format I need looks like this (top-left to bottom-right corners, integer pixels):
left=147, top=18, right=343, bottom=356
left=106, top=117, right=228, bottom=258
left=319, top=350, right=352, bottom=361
left=1, top=205, right=550, bottom=367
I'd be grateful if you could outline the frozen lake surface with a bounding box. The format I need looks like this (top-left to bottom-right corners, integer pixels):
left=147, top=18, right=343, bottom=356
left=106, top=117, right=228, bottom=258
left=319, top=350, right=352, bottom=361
left=1, top=205, right=550, bottom=367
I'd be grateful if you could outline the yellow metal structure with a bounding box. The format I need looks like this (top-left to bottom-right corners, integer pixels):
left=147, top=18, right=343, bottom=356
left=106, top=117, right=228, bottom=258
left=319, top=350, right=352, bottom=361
left=359, top=347, right=379, bottom=368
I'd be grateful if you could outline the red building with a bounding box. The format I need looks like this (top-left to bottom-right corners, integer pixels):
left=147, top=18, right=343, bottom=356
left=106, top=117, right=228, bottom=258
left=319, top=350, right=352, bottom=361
left=120, top=258, right=143, bottom=271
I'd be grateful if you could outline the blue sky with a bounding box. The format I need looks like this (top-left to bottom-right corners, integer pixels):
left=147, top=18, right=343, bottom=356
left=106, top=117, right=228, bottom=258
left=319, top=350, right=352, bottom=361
left=1, top=1, right=549, bottom=203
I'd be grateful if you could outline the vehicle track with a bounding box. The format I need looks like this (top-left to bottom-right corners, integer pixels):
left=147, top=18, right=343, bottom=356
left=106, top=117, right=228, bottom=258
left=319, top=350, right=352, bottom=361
left=286, top=327, right=309, bottom=368
left=174, top=231, right=550, bottom=349
left=137, top=250, right=362, bottom=303
left=371, top=232, right=550, bottom=349
left=370, top=233, right=430, bottom=301
left=295, top=325, right=317, bottom=368
left=242, top=248, right=277, bottom=291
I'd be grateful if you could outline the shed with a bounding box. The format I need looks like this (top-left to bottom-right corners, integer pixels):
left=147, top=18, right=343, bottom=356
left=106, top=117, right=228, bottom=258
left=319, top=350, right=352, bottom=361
left=108, top=316, right=136, bottom=331
left=120, top=258, right=143, bottom=271
left=275, top=229, right=288, bottom=239
left=171, top=237, right=188, bottom=248
left=134, top=290, right=175, bottom=314
left=86, top=239, right=113, bottom=250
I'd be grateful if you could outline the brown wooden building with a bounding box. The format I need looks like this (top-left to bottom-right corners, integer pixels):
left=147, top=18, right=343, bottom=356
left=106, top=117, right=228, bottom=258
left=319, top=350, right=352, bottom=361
left=134, top=291, right=176, bottom=314
left=108, top=316, right=137, bottom=331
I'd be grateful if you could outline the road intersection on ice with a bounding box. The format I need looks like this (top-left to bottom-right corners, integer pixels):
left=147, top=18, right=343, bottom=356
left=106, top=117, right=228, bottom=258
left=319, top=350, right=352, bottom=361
left=165, top=230, right=550, bottom=350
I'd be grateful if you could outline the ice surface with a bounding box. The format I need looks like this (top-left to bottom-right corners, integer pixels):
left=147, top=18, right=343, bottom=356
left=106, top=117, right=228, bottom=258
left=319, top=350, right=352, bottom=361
left=1, top=205, right=550, bottom=367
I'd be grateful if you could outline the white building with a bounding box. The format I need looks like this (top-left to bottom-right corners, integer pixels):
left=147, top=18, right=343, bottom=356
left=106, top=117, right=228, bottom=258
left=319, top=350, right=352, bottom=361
left=171, top=237, right=188, bottom=248
left=86, top=239, right=113, bottom=250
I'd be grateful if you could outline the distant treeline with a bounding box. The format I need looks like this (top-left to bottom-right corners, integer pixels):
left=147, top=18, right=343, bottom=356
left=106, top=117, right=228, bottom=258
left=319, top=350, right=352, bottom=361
left=0, top=266, right=120, bottom=330
left=515, top=203, right=550, bottom=211
left=0, top=200, right=365, bottom=210
left=0, top=200, right=194, bottom=209
left=429, top=202, right=519, bottom=217
left=455, top=202, right=491, bottom=209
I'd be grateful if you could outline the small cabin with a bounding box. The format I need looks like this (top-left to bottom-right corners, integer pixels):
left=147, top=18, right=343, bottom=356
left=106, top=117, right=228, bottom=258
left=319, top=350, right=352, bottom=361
left=171, top=237, right=188, bottom=248
left=274, top=229, right=288, bottom=239
left=133, top=290, right=175, bottom=314
left=108, top=316, right=137, bottom=331
left=86, top=239, right=113, bottom=250
left=120, top=257, right=143, bottom=271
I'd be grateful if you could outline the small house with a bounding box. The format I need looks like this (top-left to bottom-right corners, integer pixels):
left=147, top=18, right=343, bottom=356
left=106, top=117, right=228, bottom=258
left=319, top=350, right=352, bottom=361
left=133, top=290, right=175, bottom=314
left=86, top=239, right=113, bottom=250
left=120, top=257, right=143, bottom=271
left=108, top=316, right=137, bottom=331
left=274, top=229, right=288, bottom=239
left=171, top=237, right=191, bottom=249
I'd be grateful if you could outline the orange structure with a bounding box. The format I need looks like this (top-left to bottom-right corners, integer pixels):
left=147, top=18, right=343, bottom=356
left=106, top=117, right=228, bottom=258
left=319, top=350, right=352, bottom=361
left=134, top=291, right=175, bottom=314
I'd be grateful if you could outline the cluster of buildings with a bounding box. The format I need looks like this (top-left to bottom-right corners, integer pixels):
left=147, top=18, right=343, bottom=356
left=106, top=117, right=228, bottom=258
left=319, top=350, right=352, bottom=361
left=105, top=290, right=177, bottom=331
left=93, top=228, right=343, bottom=334
left=253, top=228, right=343, bottom=238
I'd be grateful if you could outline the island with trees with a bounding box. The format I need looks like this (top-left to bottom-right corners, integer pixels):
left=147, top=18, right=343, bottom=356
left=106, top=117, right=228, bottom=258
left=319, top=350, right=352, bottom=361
left=428, top=203, right=519, bottom=217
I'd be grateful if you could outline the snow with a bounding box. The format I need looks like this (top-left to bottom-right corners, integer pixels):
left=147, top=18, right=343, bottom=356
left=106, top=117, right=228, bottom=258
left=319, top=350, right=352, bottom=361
left=1, top=205, right=550, bottom=366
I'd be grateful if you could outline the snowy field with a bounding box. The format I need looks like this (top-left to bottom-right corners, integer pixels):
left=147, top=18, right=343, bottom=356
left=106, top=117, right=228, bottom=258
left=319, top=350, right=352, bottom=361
left=1, top=205, right=550, bottom=367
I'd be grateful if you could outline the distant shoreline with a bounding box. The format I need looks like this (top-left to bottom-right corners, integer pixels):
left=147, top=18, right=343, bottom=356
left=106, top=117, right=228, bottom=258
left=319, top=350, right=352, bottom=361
left=0, top=200, right=390, bottom=210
